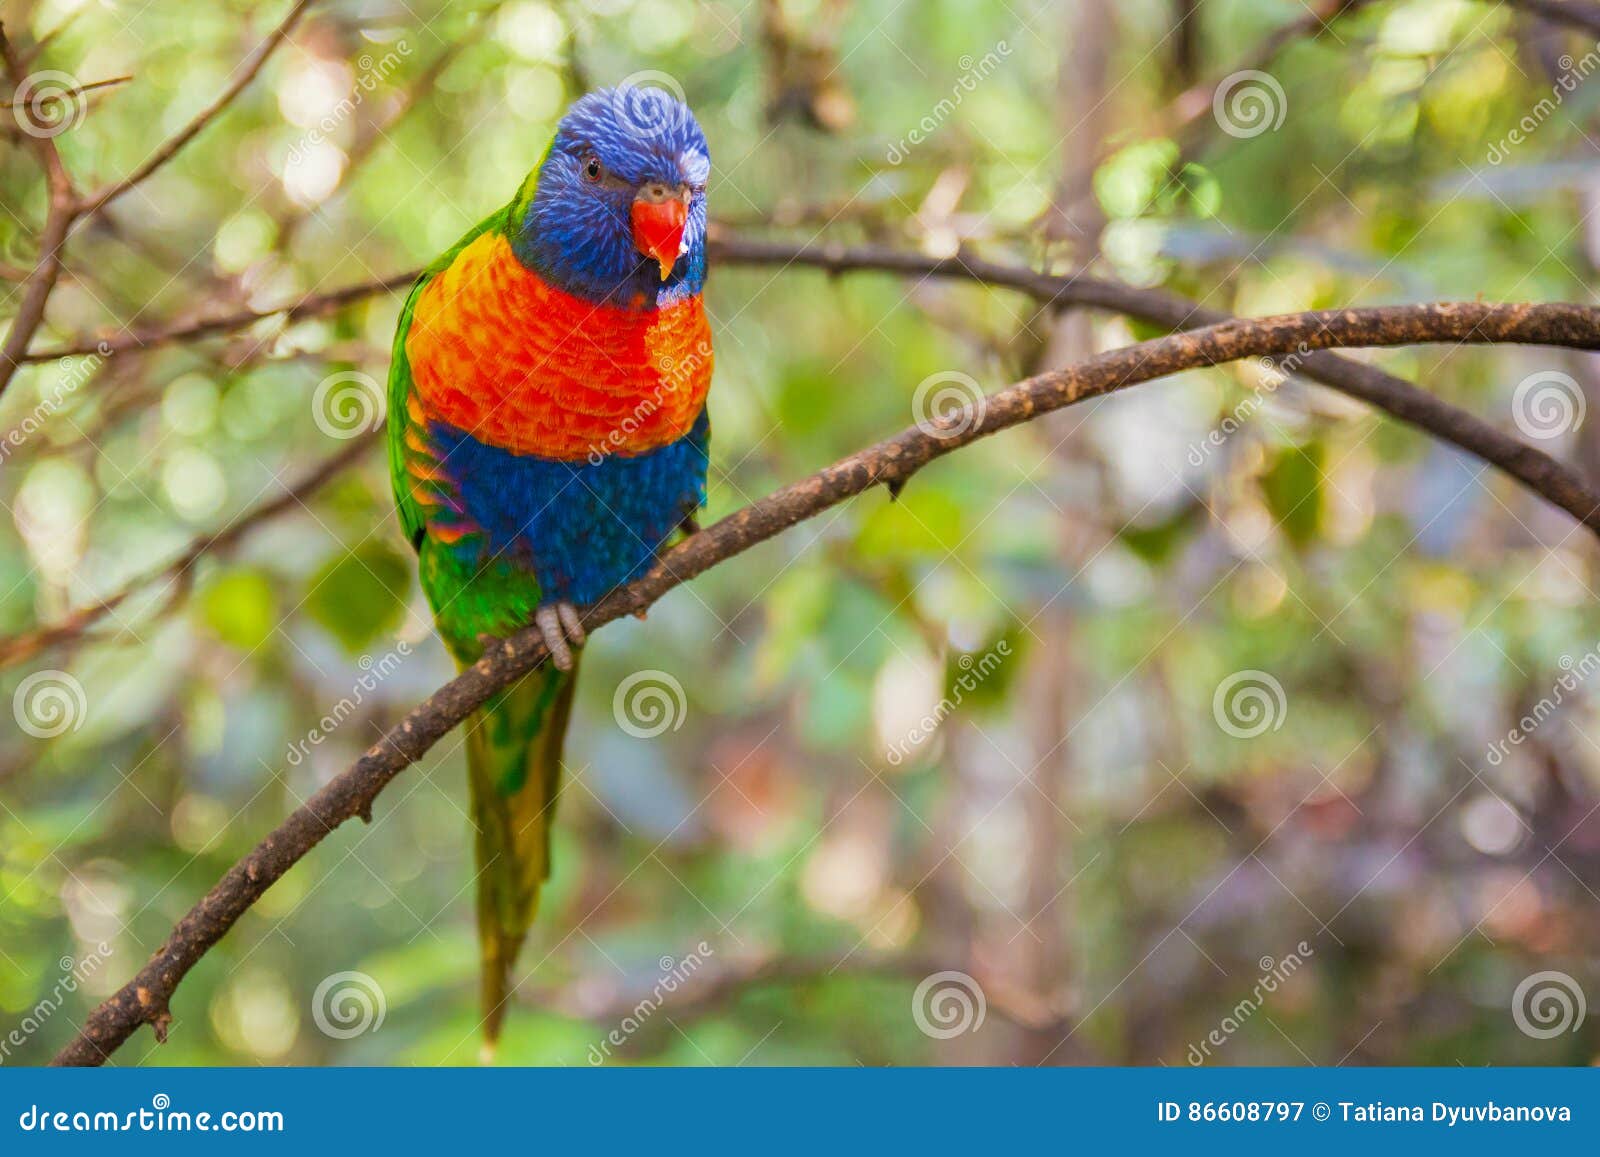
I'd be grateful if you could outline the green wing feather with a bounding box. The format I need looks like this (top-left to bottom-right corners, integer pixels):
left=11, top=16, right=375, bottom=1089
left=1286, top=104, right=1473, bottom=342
left=387, top=197, right=576, bottom=1054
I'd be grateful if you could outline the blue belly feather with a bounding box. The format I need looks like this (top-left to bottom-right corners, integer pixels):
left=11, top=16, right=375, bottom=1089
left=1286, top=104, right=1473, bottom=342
left=429, top=409, right=708, bottom=606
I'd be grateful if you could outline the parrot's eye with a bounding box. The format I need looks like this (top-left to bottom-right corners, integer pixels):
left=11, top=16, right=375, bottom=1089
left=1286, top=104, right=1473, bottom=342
left=581, top=153, right=604, bottom=183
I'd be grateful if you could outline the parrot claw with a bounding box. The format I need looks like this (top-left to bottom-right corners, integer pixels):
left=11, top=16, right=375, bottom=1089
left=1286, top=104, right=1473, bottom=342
left=534, top=602, right=585, bottom=671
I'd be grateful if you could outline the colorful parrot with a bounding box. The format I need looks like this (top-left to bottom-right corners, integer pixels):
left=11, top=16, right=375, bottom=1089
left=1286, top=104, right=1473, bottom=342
left=385, top=88, right=713, bottom=1050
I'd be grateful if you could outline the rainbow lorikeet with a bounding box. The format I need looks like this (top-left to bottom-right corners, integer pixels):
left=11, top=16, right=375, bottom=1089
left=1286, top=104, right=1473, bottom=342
left=386, top=88, right=713, bottom=1048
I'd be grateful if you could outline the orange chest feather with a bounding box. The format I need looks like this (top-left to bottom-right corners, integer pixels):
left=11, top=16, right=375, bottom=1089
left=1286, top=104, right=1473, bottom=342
left=405, top=233, right=713, bottom=460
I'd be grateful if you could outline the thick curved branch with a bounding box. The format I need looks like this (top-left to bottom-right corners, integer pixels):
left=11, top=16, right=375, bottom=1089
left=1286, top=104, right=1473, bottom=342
left=712, top=237, right=1600, bottom=535
left=26, top=237, right=1600, bottom=537
left=13, top=240, right=1600, bottom=672
left=50, top=301, right=1600, bottom=1066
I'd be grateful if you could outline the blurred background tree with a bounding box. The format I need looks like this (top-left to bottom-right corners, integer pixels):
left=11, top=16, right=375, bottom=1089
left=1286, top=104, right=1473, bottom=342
left=2, top=0, right=1599, bottom=1066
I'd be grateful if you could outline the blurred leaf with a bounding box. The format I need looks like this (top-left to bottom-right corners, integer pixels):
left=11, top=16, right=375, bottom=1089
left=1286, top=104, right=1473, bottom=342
left=1260, top=440, right=1325, bottom=548
left=196, top=569, right=280, bottom=651
left=856, top=488, right=965, bottom=561
left=1119, top=502, right=1203, bottom=566
left=304, top=542, right=412, bottom=654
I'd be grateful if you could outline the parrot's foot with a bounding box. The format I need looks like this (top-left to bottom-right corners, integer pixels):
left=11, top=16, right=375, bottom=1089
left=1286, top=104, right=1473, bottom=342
left=533, top=601, right=585, bottom=672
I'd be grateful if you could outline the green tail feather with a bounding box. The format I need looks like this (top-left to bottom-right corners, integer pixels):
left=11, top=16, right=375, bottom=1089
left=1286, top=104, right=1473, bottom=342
left=464, top=657, right=578, bottom=1051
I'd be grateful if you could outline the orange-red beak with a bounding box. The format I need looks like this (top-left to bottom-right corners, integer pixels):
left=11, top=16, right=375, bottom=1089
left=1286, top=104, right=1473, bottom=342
left=631, top=191, right=689, bottom=282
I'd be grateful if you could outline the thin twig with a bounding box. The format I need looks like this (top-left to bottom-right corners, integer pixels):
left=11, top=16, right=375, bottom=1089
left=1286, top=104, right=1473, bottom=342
left=26, top=270, right=418, bottom=362
left=0, top=432, right=378, bottom=669
left=50, top=301, right=1600, bottom=1066
left=0, top=22, right=77, bottom=401
left=74, top=0, right=316, bottom=222
left=1, top=73, right=134, bottom=109
left=712, top=237, right=1600, bottom=536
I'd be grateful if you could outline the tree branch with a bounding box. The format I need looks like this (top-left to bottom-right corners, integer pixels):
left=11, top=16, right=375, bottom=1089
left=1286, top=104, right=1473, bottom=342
left=50, top=301, right=1600, bottom=1066
left=0, top=431, right=377, bottom=669
left=73, top=0, right=317, bottom=222
left=0, top=1, right=313, bottom=399
left=24, top=270, right=418, bottom=363
left=13, top=238, right=1600, bottom=675
left=0, top=22, right=78, bottom=401
left=26, top=237, right=1600, bottom=537
left=711, top=237, right=1600, bottom=535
